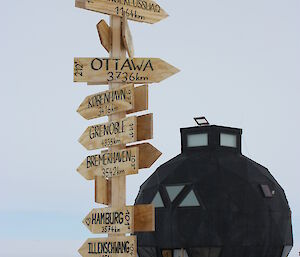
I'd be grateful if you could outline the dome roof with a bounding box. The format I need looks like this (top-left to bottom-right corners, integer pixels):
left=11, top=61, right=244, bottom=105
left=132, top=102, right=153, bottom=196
left=135, top=125, right=293, bottom=257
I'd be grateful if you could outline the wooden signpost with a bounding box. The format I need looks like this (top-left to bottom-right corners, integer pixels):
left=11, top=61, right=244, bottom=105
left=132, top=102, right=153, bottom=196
left=75, top=0, right=168, bottom=24
left=74, top=57, right=179, bottom=84
left=77, top=84, right=148, bottom=119
left=79, top=235, right=137, bottom=257
left=77, top=143, right=161, bottom=180
left=94, top=176, right=111, bottom=205
left=78, top=84, right=134, bottom=119
left=79, top=113, right=153, bottom=150
left=83, top=204, right=154, bottom=234
left=74, top=0, right=179, bottom=256
left=97, top=20, right=111, bottom=53
left=122, top=16, right=134, bottom=58
left=83, top=206, right=134, bottom=234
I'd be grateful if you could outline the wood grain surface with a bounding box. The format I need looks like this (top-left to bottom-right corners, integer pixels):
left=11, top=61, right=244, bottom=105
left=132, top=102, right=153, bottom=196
left=75, top=0, right=168, bottom=24
left=74, top=57, right=180, bottom=84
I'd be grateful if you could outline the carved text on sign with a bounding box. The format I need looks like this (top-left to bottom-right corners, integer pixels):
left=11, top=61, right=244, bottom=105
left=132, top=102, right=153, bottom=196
left=79, top=236, right=137, bottom=257
left=77, top=84, right=134, bottom=119
left=74, top=58, right=180, bottom=84
left=83, top=207, right=134, bottom=233
left=79, top=116, right=137, bottom=150
left=75, top=0, right=168, bottom=24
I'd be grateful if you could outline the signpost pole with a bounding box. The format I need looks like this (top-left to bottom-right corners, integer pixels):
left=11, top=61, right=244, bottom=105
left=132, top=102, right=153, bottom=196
left=95, top=15, right=126, bottom=209
left=75, top=1, right=179, bottom=254
left=109, top=15, right=126, bottom=209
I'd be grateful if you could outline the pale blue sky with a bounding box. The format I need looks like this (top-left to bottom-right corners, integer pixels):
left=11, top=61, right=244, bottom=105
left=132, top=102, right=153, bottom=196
left=0, top=0, right=299, bottom=256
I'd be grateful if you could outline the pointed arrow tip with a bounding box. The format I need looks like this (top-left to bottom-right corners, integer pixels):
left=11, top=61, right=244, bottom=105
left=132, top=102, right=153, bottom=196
left=78, top=245, right=84, bottom=256
left=148, top=144, right=162, bottom=166
left=140, top=143, right=162, bottom=168
left=78, top=238, right=90, bottom=256
left=77, top=163, right=94, bottom=180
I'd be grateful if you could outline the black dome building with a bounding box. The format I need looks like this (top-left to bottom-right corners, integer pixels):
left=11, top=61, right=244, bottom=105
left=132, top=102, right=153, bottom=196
left=135, top=121, right=293, bottom=257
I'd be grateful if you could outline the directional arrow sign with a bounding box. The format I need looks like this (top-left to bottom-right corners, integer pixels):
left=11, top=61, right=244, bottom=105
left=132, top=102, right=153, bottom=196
left=122, top=16, right=134, bottom=57
left=83, top=206, right=134, bottom=234
left=97, top=19, right=111, bottom=53
left=75, top=0, right=168, bottom=24
left=79, top=113, right=153, bottom=150
left=77, top=143, right=161, bottom=180
left=79, top=115, right=136, bottom=150
left=79, top=145, right=138, bottom=179
left=77, top=84, right=148, bottom=120
left=74, top=58, right=179, bottom=84
left=78, top=235, right=136, bottom=257
left=83, top=204, right=154, bottom=234
left=77, top=84, right=133, bottom=120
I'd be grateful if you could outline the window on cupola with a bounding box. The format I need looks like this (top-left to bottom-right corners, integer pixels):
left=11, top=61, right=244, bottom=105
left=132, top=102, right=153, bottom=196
left=187, top=133, right=208, bottom=147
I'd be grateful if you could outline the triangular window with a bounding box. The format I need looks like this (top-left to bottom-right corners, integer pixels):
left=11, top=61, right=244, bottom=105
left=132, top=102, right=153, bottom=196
left=260, top=184, right=274, bottom=198
left=166, top=185, right=184, bottom=202
left=152, top=192, right=164, bottom=208
left=281, top=245, right=292, bottom=257
left=179, top=190, right=200, bottom=207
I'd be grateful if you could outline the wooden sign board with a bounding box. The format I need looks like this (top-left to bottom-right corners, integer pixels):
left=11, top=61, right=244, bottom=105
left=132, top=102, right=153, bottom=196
left=83, top=206, right=134, bottom=234
left=79, top=115, right=136, bottom=150
left=134, top=204, right=155, bottom=232
left=83, top=146, right=138, bottom=179
left=83, top=205, right=155, bottom=234
left=79, top=113, right=153, bottom=150
left=97, top=19, right=111, bottom=53
left=77, top=84, right=148, bottom=120
left=77, top=84, right=134, bottom=120
left=74, top=58, right=180, bottom=84
left=78, top=235, right=136, bottom=257
left=75, top=0, right=168, bottom=24
left=77, top=143, right=161, bottom=180
left=122, top=16, right=134, bottom=57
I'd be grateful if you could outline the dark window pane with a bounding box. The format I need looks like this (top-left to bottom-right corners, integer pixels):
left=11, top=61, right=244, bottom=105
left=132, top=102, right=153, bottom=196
left=179, top=190, right=200, bottom=207
left=139, top=247, right=157, bottom=257
left=152, top=192, right=164, bottom=207
left=220, top=133, right=237, bottom=148
left=281, top=245, right=292, bottom=257
left=187, top=133, right=208, bottom=147
left=166, top=185, right=184, bottom=201
left=260, top=184, right=274, bottom=198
